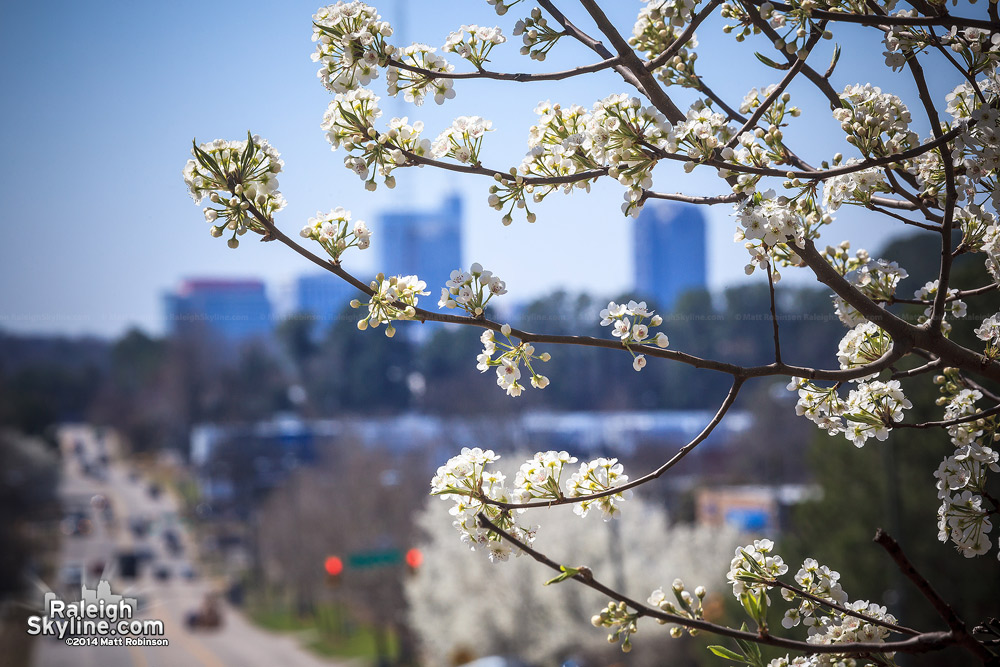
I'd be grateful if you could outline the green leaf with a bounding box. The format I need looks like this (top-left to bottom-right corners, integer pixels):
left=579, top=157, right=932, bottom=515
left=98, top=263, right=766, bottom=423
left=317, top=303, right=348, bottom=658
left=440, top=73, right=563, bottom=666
left=544, top=565, right=580, bottom=586
left=707, top=645, right=747, bottom=662
left=827, top=44, right=842, bottom=76
left=754, top=53, right=788, bottom=70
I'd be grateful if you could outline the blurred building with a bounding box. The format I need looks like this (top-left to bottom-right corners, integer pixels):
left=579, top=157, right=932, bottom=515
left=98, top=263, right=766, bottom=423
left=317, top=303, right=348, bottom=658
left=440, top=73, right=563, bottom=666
left=380, top=193, right=462, bottom=298
left=633, top=202, right=707, bottom=311
left=164, top=279, right=273, bottom=343
left=294, top=273, right=354, bottom=337
left=695, top=484, right=820, bottom=535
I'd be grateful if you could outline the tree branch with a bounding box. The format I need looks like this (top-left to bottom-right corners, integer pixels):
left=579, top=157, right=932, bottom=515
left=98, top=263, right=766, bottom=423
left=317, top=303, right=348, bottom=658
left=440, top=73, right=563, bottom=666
left=874, top=530, right=995, bottom=663
left=475, top=512, right=959, bottom=656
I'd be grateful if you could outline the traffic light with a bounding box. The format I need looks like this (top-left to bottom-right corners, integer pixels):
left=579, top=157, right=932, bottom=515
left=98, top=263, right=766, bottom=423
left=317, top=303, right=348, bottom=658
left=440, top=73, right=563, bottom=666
left=405, top=548, right=423, bottom=574
left=324, top=555, right=343, bottom=586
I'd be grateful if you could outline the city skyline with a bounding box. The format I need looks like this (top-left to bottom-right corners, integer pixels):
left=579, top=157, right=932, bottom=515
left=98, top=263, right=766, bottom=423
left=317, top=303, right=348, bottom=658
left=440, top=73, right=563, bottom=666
left=1, top=2, right=946, bottom=339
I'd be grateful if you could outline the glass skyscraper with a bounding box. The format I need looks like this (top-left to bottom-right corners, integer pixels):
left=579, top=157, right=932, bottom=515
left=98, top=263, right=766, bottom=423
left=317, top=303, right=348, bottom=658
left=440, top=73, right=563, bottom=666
left=379, top=193, right=462, bottom=298
left=294, top=272, right=355, bottom=336
left=633, top=202, right=707, bottom=311
left=164, top=279, right=273, bottom=342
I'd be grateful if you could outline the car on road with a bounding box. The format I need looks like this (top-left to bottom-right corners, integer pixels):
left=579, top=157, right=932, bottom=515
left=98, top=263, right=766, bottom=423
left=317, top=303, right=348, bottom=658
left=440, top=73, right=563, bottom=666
left=185, top=594, right=223, bottom=630
left=153, top=563, right=172, bottom=582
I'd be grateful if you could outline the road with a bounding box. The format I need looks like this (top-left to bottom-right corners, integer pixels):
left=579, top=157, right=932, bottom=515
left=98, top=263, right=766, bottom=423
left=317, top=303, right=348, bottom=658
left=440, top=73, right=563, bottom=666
left=31, top=425, right=350, bottom=667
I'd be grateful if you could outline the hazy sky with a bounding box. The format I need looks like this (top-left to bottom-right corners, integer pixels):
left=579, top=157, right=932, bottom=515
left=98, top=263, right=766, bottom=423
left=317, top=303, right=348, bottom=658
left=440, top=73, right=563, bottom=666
left=0, top=0, right=979, bottom=338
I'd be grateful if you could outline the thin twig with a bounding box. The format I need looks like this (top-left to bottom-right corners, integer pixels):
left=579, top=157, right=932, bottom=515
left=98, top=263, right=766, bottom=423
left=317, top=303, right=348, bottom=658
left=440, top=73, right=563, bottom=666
left=894, top=402, right=1000, bottom=429
left=384, top=54, right=621, bottom=83
left=874, top=530, right=995, bottom=663
left=474, top=513, right=958, bottom=655
left=482, top=377, right=744, bottom=510
left=767, top=262, right=782, bottom=364
left=747, top=0, right=998, bottom=30
left=764, top=578, right=920, bottom=636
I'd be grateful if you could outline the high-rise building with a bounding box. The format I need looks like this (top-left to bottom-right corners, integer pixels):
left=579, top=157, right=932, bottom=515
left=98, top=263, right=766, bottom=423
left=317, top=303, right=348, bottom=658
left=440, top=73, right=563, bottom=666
left=294, top=272, right=355, bottom=336
left=379, top=193, right=462, bottom=297
left=633, top=202, right=707, bottom=311
left=164, top=279, right=273, bottom=342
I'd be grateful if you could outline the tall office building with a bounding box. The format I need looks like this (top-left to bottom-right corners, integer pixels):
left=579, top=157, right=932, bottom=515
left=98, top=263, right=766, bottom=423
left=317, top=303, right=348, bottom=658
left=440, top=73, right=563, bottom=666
left=164, top=279, right=273, bottom=342
left=633, top=202, right=707, bottom=311
left=379, top=193, right=462, bottom=297
left=294, top=272, right=355, bottom=336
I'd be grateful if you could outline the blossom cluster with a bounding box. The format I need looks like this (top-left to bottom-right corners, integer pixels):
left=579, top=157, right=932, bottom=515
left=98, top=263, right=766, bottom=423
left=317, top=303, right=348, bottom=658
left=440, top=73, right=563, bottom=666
left=599, top=300, right=670, bottom=371
left=566, top=457, right=632, bottom=519
left=629, top=0, right=701, bottom=89
left=321, top=90, right=434, bottom=189
left=726, top=541, right=899, bottom=666
left=350, top=273, right=428, bottom=337
left=519, top=101, right=601, bottom=200
left=322, top=88, right=381, bottom=151
left=836, top=321, right=892, bottom=374
left=789, top=375, right=912, bottom=448
left=298, top=207, right=371, bottom=261
left=311, top=2, right=394, bottom=94
left=733, top=184, right=831, bottom=276
left=591, top=601, right=640, bottom=653
left=512, top=7, right=563, bottom=61
left=822, top=160, right=888, bottom=212
left=183, top=136, right=286, bottom=248
left=430, top=448, right=631, bottom=558
left=936, top=71, right=1000, bottom=210
left=727, top=539, right=788, bottom=599
left=477, top=325, right=550, bottom=397
left=438, top=262, right=506, bottom=316
left=975, top=313, right=1000, bottom=359
left=833, top=84, right=917, bottom=158
left=647, top=578, right=708, bottom=639
left=429, top=447, right=535, bottom=562
left=443, top=24, right=505, bottom=68
left=913, top=279, right=967, bottom=334
left=386, top=44, right=455, bottom=106
left=822, top=243, right=908, bottom=327
left=506, top=93, right=673, bottom=220
left=513, top=450, right=577, bottom=503
left=778, top=558, right=847, bottom=630
left=932, top=372, right=1000, bottom=558
left=668, top=100, right=737, bottom=166
left=432, top=115, right=493, bottom=164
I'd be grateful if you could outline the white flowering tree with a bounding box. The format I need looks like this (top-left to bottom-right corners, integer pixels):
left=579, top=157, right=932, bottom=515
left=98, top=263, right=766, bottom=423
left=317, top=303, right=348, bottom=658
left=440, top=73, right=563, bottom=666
left=183, top=0, right=1000, bottom=664
left=406, top=490, right=740, bottom=665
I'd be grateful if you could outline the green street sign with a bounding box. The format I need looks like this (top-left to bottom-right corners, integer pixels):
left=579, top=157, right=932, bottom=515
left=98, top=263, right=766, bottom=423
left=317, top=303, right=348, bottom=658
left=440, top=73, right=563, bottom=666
left=346, top=549, right=403, bottom=569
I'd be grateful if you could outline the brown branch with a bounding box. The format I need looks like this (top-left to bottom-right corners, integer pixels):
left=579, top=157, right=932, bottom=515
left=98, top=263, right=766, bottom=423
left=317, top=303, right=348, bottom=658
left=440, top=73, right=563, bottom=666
left=767, top=261, right=782, bottom=364
left=645, top=0, right=723, bottom=71
left=905, top=51, right=956, bottom=335
left=748, top=0, right=998, bottom=30
left=396, top=145, right=608, bottom=186
left=874, top=530, right=995, bottom=663
left=475, top=513, right=959, bottom=656
left=725, top=26, right=822, bottom=150
left=894, top=402, right=1000, bottom=429
left=866, top=204, right=942, bottom=232
left=742, top=3, right=842, bottom=110
left=385, top=54, right=621, bottom=83
left=576, top=0, right=687, bottom=123
left=764, top=578, right=920, bottom=636
left=891, top=356, right=943, bottom=380
left=640, top=190, right=742, bottom=205
left=244, top=203, right=910, bottom=384
left=482, top=377, right=744, bottom=510
left=796, top=239, right=1000, bottom=384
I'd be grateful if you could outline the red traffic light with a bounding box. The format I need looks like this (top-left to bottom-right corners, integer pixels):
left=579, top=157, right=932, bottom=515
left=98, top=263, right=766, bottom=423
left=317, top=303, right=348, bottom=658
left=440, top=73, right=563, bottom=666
left=405, top=548, right=423, bottom=570
left=324, top=556, right=343, bottom=576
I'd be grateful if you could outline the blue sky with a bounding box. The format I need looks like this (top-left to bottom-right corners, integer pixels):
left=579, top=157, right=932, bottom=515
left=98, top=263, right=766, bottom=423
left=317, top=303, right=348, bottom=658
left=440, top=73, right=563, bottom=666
left=0, top=0, right=981, bottom=337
